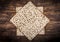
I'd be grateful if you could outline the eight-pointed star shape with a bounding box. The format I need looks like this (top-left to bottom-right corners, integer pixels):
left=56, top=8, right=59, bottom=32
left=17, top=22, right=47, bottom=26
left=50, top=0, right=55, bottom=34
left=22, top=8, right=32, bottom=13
left=10, top=1, right=50, bottom=40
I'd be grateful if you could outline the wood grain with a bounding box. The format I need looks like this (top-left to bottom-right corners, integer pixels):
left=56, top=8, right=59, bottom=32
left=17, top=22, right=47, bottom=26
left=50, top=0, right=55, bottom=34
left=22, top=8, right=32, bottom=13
left=0, top=0, right=60, bottom=42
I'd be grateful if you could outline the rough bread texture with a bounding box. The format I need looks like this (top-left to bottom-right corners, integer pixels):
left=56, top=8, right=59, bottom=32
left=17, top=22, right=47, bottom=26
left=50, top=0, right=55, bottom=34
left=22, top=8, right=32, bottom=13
left=10, top=1, right=49, bottom=40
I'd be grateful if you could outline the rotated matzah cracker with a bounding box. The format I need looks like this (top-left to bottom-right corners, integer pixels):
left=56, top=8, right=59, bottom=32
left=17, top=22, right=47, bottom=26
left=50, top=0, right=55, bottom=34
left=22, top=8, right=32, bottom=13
left=10, top=1, right=50, bottom=40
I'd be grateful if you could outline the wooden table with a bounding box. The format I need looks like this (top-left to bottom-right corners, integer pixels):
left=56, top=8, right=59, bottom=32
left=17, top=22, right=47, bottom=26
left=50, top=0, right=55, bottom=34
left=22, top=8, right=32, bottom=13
left=0, top=0, right=60, bottom=42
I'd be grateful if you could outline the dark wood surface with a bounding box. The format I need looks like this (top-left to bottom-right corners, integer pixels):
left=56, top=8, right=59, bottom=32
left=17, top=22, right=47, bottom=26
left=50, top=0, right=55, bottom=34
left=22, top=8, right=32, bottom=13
left=0, top=0, right=60, bottom=42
